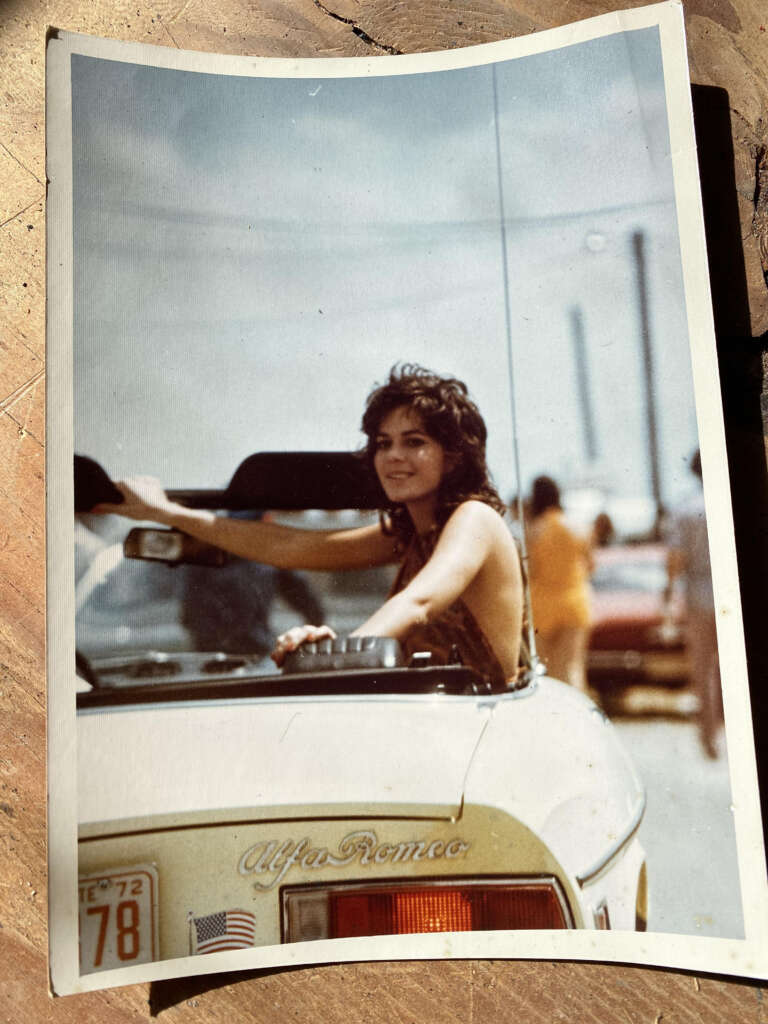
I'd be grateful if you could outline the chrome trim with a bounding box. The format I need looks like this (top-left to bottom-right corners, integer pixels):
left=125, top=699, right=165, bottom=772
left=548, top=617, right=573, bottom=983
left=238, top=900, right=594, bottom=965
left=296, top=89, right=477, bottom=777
left=76, top=690, right=500, bottom=716
left=592, top=898, right=611, bottom=930
left=576, top=791, right=647, bottom=887
left=77, top=678, right=541, bottom=716
left=281, top=874, right=574, bottom=941
left=503, top=675, right=539, bottom=700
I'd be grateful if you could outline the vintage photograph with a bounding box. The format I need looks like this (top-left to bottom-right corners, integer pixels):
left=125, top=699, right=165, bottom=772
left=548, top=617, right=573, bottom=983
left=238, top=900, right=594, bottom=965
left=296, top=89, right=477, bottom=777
left=46, top=1, right=767, bottom=994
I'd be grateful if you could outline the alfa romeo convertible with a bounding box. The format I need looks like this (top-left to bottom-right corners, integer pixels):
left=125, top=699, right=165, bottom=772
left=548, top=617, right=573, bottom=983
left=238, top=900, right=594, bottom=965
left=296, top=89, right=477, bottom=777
left=75, top=452, right=647, bottom=974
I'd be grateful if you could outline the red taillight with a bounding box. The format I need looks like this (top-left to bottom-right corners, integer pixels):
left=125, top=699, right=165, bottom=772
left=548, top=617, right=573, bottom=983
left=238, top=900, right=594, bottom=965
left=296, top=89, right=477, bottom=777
left=283, top=879, right=570, bottom=942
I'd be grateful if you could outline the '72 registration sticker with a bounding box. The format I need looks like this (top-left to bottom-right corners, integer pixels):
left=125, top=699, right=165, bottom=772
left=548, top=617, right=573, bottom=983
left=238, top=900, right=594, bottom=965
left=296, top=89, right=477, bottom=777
left=79, top=866, right=159, bottom=974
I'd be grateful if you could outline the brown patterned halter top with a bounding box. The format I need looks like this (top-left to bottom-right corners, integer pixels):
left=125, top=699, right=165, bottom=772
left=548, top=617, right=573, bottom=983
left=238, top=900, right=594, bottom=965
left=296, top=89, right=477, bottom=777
left=390, top=528, right=507, bottom=688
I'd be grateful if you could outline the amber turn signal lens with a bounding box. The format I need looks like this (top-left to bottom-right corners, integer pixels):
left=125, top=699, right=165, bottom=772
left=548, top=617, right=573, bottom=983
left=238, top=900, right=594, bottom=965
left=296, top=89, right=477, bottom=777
left=283, top=880, right=570, bottom=941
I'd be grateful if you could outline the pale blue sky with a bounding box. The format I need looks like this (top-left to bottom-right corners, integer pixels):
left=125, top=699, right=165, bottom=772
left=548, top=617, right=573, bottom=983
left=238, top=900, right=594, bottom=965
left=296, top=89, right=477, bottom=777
left=72, top=27, right=699, bottom=521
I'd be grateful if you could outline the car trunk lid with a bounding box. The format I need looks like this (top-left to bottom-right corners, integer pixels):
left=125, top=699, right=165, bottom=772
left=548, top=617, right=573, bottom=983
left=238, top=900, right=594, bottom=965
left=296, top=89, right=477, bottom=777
left=78, top=694, right=494, bottom=831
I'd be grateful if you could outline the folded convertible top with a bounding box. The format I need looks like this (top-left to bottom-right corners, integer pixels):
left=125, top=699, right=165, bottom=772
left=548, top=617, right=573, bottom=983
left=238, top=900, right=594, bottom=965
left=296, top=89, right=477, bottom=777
left=75, top=451, right=387, bottom=512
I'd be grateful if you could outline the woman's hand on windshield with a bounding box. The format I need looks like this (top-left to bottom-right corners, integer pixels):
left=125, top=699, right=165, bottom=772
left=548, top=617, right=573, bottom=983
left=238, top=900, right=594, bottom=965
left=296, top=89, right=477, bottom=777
left=271, top=624, right=337, bottom=668
left=92, top=476, right=175, bottom=522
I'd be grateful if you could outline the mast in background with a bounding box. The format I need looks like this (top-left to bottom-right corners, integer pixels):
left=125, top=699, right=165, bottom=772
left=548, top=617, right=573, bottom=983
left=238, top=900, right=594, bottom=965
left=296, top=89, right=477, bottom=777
left=632, top=229, right=663, bottom=539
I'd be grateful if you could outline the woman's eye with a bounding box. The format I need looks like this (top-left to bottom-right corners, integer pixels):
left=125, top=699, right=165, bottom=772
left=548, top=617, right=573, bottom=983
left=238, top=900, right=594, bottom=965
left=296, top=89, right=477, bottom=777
left=375, top=438, right=391, bottom=451
left=406, top=437, right=426, bottom=448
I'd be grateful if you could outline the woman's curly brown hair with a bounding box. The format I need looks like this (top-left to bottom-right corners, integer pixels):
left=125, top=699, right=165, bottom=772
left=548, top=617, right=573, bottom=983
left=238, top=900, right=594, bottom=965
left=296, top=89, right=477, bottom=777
left=361, top=364, right=506, bottom=540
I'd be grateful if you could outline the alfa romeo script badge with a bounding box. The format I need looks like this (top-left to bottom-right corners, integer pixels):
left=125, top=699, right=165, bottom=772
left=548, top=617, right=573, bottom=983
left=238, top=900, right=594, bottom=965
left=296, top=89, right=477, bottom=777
left=238, top=830, right=471, bottom=891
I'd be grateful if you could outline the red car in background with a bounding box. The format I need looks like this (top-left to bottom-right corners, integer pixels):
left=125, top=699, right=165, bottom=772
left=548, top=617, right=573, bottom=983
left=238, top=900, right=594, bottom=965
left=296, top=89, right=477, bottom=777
left=587, top=544, right=690, bottom=705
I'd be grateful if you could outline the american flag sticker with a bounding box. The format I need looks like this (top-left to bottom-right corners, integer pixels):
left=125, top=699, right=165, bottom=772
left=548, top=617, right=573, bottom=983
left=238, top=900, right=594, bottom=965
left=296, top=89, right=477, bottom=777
left=190, top=908, right=257, bottom=955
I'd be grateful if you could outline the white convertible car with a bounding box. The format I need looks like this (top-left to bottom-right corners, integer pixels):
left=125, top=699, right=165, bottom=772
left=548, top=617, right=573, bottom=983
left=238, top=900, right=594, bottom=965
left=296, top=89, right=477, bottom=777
left=75, top=453, right=647, bottom=974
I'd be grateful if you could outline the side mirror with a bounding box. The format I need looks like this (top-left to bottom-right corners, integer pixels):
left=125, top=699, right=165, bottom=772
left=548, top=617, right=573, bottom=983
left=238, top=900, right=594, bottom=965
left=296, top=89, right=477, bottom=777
left=123, top=527, right=229, bottom=567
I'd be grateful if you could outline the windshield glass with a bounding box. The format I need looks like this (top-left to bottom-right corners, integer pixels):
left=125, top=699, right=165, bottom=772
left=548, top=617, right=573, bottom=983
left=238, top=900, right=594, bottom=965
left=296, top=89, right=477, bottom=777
left=76, top=511, right=397, bottom=670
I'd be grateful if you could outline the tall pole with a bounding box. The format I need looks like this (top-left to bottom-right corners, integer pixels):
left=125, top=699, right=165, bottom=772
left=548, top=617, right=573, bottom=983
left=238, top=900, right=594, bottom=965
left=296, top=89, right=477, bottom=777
left=632, top=230, right=663, bottom=539
left=569, top=305, right=599, bottom=463
left=492, top=63, right=539, bottom=673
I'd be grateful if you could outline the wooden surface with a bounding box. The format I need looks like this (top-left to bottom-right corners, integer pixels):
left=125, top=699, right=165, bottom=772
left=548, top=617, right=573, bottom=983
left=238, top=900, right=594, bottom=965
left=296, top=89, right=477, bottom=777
left=1, top=0, right=766, bottom=1018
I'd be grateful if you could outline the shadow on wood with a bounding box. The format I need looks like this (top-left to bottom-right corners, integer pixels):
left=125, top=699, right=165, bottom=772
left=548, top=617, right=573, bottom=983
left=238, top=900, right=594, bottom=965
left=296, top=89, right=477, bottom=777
left=692, top=84, right=768, bottom=859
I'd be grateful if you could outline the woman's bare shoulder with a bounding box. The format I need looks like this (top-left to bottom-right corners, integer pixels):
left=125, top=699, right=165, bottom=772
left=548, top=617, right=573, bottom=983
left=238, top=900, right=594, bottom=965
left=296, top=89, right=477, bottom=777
left=448, top=499, right=507, bottom=523
left=443, top=500, right=511, bottom=539
left=441, top=502, right=520, bottom=589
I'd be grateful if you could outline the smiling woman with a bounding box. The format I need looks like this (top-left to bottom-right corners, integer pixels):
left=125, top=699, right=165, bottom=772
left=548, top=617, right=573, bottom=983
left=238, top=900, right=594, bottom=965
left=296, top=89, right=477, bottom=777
left=373, top=406, right=448, bottom=519
left=93, top=364, right=524, bottom=686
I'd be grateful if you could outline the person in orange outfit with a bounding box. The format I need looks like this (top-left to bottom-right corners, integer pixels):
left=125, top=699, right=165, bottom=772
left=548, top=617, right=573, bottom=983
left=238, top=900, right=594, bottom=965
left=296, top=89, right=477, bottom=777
left=527, top=475, right=593, bottom=692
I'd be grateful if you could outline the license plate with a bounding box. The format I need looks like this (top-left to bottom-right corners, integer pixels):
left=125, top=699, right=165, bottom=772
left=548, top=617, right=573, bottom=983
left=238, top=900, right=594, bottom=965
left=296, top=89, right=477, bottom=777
left=79, top=866, right=159, bottom=974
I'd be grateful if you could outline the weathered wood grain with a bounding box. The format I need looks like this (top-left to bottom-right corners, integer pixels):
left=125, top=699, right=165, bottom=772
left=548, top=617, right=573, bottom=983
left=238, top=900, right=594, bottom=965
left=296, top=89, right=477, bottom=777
left=0, top=0, right=765, bottom=1019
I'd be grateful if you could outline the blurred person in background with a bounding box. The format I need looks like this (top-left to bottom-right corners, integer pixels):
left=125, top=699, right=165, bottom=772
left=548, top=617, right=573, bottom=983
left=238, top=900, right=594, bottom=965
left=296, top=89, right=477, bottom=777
left=180, top=510, right=324, bottom=657
left=591, top=511, right=616, bottom=548
left=527, top=475, right=593, bottom=692
left=666, top=449, right=723, bottom=758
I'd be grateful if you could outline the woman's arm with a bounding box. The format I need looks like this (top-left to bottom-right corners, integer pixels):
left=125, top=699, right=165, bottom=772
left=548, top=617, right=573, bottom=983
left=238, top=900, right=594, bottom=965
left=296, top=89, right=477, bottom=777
left=93, top=477, right=398, bottom=571
left=349, top=500, right=499, bottom=639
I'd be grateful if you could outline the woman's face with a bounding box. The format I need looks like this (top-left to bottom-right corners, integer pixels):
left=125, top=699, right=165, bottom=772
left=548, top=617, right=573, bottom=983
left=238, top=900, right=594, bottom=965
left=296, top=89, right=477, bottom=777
left=372, top=405, right=449, bottom=509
